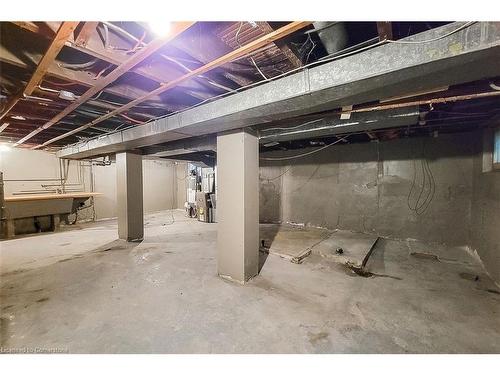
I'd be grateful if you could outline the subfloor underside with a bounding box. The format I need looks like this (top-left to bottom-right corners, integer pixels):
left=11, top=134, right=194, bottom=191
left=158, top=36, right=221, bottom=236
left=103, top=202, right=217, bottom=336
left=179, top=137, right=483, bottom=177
left=1, top=210, right=499, bottom=353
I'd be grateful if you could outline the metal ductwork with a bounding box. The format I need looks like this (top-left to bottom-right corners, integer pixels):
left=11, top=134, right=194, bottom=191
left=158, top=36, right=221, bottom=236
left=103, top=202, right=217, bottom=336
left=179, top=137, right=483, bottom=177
left=312, top=22, right=348, bottom=55
left=258, top=107, right=420, bottom=143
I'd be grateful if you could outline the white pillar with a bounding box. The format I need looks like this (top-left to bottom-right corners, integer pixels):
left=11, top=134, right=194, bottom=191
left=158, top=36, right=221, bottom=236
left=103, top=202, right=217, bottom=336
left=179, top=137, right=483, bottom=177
left=116, top=151, right=143, bottom=241
left=216, top=129, right=259, bottom=283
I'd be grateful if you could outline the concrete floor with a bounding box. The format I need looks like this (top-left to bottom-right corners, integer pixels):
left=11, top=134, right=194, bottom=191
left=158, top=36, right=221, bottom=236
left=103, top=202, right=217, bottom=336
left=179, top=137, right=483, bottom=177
left=1, top=210, right=499, bottom=353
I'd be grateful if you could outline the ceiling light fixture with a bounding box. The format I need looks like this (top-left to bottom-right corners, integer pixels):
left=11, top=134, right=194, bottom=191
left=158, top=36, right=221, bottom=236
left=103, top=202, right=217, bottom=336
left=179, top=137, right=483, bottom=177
left=0, top=143, right=12, bottom=152
left=11, top=115, right=26, bottom=120
left=59, top=90, right=78, bottom=101
left=148, top=20, right=172, bottom=37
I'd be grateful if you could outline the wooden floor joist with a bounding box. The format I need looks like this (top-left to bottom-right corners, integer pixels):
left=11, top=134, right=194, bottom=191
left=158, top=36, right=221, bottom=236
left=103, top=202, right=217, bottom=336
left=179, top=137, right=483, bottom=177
left=376, top=22, right=393, bottom=41
left=14, top=22, right=195, bottom=146
left=33, top=21, right=312, bottom=149
left=74, top=22, right=99, bottom=47
left=0, top=43, right=182, bottom=108
left=0, top=21, right=79, bottom=129
left=10, top=22, right=237, bottom=104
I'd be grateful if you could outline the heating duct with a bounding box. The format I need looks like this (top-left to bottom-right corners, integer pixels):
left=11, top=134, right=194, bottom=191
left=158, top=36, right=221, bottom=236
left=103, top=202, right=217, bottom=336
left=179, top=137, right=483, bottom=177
left=312, top=22, right=349, bottom=55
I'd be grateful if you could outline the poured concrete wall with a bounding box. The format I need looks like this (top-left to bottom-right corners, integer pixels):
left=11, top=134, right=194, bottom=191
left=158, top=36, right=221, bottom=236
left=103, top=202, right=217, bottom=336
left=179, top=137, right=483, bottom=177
left=175, top=163, right=188, bottom=210
left=260, top=132, right=476, bottom=246
left=0, top=148, right=187, bottom=221
left=259, top=165, right=284, bottom=223
left=470, top=128, right=500, bottom=283
left=1, top=148, right=83, bottom=195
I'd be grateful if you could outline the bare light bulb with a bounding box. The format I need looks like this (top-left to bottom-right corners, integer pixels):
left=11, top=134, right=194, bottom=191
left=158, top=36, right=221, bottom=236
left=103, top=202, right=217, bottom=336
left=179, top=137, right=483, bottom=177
left=0, top=143, right=12, bottom=152
left=148, top=21, right=171, bottom=37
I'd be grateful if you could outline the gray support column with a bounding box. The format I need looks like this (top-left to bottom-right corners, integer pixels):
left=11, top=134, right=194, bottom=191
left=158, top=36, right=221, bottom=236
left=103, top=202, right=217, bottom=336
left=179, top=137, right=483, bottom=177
left=116, top=151, right=144, bottom=241
left=216, top=129, right=259, bottom=283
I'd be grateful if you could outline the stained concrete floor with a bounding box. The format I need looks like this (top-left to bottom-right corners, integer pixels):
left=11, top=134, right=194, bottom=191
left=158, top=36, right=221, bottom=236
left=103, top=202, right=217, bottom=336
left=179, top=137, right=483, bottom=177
left=1, top=210, right=499, bottom=353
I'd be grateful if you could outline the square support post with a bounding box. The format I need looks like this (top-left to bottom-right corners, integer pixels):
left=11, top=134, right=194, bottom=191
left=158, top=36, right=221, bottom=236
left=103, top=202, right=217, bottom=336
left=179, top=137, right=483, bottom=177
left=116, top=151, right=144, bottom=241
left=216, top=129, right=259, bottom=283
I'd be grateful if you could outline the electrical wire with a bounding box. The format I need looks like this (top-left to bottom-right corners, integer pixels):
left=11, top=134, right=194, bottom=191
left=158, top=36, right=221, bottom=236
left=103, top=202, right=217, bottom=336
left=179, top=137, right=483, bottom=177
left=235, top=22, right=269, bottom=81
left=90, top=90, right=104, bottom=101
left=93, top=65, right=113, bottom=80
left=260, top=136, right=349, bottom=161
left=42, top=79, right=81, bottom=87
left=128, top=30, right=147, bottom=54
left=418, top=156, right=436, bottom=215
left=101, top=23, right=109, bottom=49
left=260, top=118, right=324, bottom=133
left=119, top=113, right=145, bottom=124
left=259, top=166, right=293, bottom=181
left=305, top=34, right=317, bottom=64
left=407, top=139, right=436, bottom=215
left=386, top=22, right=476, bottom=44
left=490, top=82, right=500, bottom=91
left=59, top=58, right=100, bottom=70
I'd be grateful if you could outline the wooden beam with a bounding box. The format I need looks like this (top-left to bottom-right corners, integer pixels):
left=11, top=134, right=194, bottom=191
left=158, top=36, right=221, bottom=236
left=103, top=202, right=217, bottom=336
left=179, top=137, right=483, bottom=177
left=0, top=122, right=10, bottom=133
left=74, top=22, right=99, bottom=47
left=10, top=21, right=41, bottom=34
left=10, top=21, right=227, bottom=102
left=376, top=22, right=393, bottom=41
left=24, top=22, right=79, bottom=95
left=14, top=22, right=195, bottom=146
left=0, top=45, right=175, bottom=106
left=33, top=21, right=312, bottom=149
left=0, top=21, right=78, bottom=125
left=172, top=23, right=255, bottom=87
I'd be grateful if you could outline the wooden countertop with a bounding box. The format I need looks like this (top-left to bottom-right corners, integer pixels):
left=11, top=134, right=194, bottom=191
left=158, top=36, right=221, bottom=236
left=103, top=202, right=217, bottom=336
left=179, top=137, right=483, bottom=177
left=4, top=192, right=103, bottom=202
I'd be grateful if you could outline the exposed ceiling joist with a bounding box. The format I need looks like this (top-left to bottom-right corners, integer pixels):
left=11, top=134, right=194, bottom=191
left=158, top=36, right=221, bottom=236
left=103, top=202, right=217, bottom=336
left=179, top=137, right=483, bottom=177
left=10, top=21, right=42, bottom=34
left=376, top=22, right=393, bottom=41
left=33, top=21, right=312, bottom=149
left=257, top=22, right=303, bottom=68
left=0, top=122, right=10, bottom=133
left=0, top=22, right=79, bottom=128
left=10, top=21, right=233, bottom=103
left=74, top=22, right=99, bottom=47
left=172, top=23, right=259, bottom=87
left=0, top=44, right=177, bottom=108
left=13, top=22, right=195, bottom=146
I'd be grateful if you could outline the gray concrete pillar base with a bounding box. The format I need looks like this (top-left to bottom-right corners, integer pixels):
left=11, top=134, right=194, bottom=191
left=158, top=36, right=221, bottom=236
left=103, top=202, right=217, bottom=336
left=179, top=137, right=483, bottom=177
left=116, top=151, right=144, bottom=242
left=216, top=129, right=259, bottom=284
